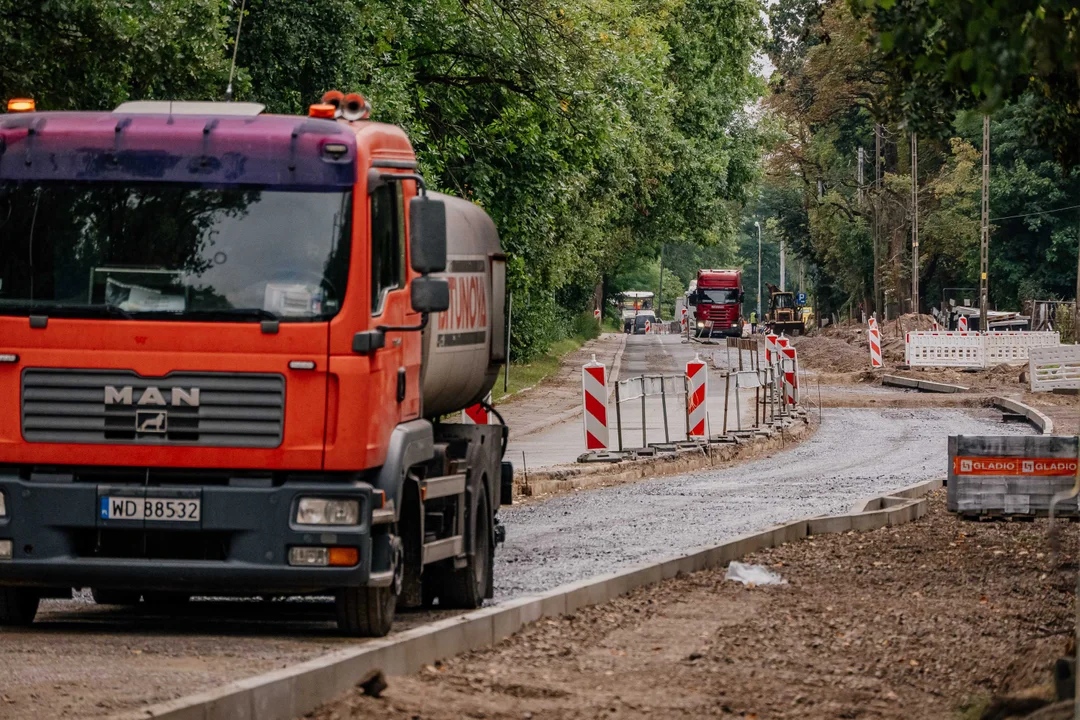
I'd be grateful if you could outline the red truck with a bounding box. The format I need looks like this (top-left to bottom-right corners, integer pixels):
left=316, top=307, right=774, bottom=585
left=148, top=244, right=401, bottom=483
left=692, top=269, right=744, bottom=338
left=0, top=93, right=509, bottom=636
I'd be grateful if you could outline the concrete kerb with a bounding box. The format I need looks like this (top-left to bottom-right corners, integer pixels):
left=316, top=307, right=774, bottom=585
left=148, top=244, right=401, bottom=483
left=110, top=476, right=941, bottom=720
left=882, top=374, right=969, bottom=394
left=990, top=395, right=1054, bottom=435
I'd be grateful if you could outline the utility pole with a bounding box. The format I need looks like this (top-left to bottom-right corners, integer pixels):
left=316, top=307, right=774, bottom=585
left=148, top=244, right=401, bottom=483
left=658, top=244, right=664, bottom=320
left=980, top=115, right=990, bottom=331
left=911, top=132, right=919, bottom=314
left=874, top=125, right=882, bottom=316
left=780, top=237, right=786, bottom=291
left=755, top=221, right=762, bottom=319
left=857, top=146, right=865, bottom=205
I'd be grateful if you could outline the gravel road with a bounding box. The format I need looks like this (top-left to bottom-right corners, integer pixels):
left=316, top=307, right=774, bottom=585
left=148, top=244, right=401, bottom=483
left=494, top=406, right=1033, bottom=598
left=0, top=402, right=1032, bottom=718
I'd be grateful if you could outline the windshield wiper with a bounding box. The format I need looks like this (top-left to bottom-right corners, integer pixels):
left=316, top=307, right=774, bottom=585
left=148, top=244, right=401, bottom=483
left=178, top=308, right=281, bottom=323
left=0, top=303, right=135, bottom=319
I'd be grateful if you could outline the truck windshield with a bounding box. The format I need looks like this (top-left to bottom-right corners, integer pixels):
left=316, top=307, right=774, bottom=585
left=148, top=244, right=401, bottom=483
left=0, top=181, right=351, bottom=321
left=699, top=288, right=739, bottom=304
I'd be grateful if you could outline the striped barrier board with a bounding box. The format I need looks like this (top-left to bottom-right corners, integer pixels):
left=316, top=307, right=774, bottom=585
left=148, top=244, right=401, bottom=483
left=780, top=345, right=799, bottom=405
left=957, top=315, right=968, bottom=331
left=868, top=328, right=883, bottom=368
left=765, top=334, right=778, bottom=364
left=1029, top=344, right=1080, bottom=392
left=685, top=356, right=708, bottom=437
left=462, top=393, right=494, bottom=424
left=582, top=356, right=609, bottom=450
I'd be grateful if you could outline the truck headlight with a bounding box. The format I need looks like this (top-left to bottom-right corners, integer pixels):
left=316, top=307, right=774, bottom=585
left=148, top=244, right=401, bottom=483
left=0, top=540, right=11, bottom=561
left=296, top=498, right=360, bottom=525
left=0, top=491, right=6, bottom=517
left=696, top=321, right=704, bottom=328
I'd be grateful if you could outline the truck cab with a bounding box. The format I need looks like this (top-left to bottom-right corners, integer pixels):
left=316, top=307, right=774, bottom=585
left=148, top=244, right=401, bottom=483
left=692, top=269, right=743, bottom=338
left=0, top=96, right=508, bottom=635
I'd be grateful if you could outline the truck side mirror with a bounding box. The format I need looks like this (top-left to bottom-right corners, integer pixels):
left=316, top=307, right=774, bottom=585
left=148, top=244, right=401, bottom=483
left=411, top=276, right=450, bottom=313
left=409, top=196, right=447, bottom=274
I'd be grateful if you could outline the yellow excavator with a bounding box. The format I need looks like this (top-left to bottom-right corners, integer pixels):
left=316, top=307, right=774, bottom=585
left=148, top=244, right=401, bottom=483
left=766, top=283, right=805, bottom=336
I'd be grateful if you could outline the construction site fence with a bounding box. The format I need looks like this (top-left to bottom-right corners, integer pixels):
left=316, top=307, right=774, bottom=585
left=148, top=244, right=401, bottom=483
left=905, top=331, right=1060, bottom=368
left=1029, top=344, right=1080, bottom=392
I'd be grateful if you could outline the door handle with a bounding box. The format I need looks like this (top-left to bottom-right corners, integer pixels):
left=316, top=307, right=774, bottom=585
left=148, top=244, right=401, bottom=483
left=397, top=367, right=406, bottom=403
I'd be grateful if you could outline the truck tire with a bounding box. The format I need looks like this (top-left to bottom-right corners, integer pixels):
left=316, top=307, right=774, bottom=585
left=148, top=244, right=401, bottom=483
left=91, top=588, right=140, bottom=606
left=438, top=491, right=492, bottom=609
left=0, top=587, right=40, bottom=626
left=336, top=585, right=395, bottom=637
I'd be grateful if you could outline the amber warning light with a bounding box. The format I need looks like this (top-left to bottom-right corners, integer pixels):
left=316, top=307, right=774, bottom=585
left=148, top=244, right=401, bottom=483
left=7, top=98, right=35, bottom=113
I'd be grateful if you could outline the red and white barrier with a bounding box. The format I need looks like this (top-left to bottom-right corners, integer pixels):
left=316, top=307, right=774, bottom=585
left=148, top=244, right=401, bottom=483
left=765, top=333, right=778, bottom=364
left=644, top=319, right=651, bottom=334
left=780, top=346, right=799, bottom=405
left=868, top=316, right=878, bottom=332
left=957, top=315, right=968, bottom=331
left=686, top=355, right=708, bottom=438
left=593, top=308, right=601, bottom=321
left=869, top=328, right=883, bottom=368
left=462, top=393, right=494, bottom=424
left=582, top=355, right=609, bottom=450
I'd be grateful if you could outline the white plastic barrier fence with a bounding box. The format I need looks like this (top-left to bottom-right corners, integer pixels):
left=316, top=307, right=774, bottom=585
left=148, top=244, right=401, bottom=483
left=1029, top=345, right=1080, bottom=392
left=906, top=331, right=1060, bottom=368
left=686, top=355, right=708, bottom=437
left=905, top=331, right=985, bottom=367
left=582, top=355, right=609, bottom=450
left=984, top=331, right=1060, bottom=363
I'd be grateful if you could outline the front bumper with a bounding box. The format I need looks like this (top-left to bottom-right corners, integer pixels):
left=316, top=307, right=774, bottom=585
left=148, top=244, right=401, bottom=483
left=0, top=475, right=377, bottom=594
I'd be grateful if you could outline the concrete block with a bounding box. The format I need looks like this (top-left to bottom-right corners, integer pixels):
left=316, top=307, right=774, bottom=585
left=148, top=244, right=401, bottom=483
left=205, top=686, right=254, bottom=720
left=382, top=627, right=438, bottom=674
left=125, top=698, right=208, bottom=720
left=242, top=669, right=300, bottom=720
left=459, top=609, right=496, bottom=651
left=660, top=557, right=681, bottom=580
left=850, top=510, right=887, bottom=532
left=539, top=590, right=567, bottom=619
left=561, top=577, right=600, bottom=614
left=327, top=648, right=383, bottom=699
left=807, top=514, right=852, bottom=536
left=431, top=616, right=470, bottom=663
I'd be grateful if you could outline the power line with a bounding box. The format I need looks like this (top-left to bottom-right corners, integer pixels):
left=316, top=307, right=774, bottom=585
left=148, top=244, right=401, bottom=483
left=989, top=202, right=1080, bottom=223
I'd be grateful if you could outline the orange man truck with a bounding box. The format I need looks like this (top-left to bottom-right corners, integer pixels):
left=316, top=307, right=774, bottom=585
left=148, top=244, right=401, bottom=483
left=0, top=93, right=509, bottom=636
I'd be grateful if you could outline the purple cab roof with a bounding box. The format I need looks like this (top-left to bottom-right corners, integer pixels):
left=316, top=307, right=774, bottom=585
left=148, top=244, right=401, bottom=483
left=0, top=111, right=357, bottom=188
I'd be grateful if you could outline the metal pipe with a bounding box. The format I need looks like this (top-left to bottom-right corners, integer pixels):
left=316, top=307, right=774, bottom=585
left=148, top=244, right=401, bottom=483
left=661, top=377, right=670, bottom=443
left=614, top=381, right=623, bottom=452
left=722, top=372, right=730, bottom=435
left=641, top=388, right=647, bottom=449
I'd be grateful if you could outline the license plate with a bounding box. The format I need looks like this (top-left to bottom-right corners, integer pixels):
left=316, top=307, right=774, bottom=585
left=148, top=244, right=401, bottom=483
left=100, top=497, right=201, bottom=522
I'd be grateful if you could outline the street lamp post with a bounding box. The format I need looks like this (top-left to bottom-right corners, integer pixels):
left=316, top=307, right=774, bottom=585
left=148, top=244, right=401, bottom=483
left=755, top=221, right=762, bottom=319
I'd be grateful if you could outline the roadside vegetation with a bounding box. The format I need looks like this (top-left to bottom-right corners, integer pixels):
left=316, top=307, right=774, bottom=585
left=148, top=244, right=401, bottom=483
left=0, top=0, right=764, bottom=362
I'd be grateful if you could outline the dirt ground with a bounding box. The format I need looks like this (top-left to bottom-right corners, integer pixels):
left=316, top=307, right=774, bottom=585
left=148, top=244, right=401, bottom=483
left=308, top=492, right=1076, bottom=720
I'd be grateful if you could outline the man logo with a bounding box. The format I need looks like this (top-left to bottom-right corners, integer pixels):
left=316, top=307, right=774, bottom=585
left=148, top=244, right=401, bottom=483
left=960, top=459, right=973, bottom=473
left=104, top=386, right=200, bottom=407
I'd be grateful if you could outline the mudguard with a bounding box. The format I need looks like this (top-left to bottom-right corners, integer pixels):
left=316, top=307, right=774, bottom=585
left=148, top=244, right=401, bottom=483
left=374, top=419, right=435, bottom=520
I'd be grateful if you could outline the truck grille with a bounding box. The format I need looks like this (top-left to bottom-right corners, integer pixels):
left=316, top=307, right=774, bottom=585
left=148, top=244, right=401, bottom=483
left=21, top=369, right=285, bottom=448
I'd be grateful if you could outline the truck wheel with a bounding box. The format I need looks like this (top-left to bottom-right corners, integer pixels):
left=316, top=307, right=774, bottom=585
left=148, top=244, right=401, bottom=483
left=91, top=588, right=140, bottom=606
left=439, top=492, right=492, bottom=609
left=336, top=585, right=396, bottom=637
left=0, top=587, right=40, bottom=626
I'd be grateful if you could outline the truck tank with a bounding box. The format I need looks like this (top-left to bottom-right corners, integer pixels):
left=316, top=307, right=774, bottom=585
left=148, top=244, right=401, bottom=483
left=420, top=192, right=506, bottom=418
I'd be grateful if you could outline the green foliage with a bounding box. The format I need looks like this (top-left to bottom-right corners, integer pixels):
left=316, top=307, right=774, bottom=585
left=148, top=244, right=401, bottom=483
left=571, top=310, right=602, bottom=341
left=1, top=0, right=766, bottom=361
left=851, top=0, right=1080, bottom=165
